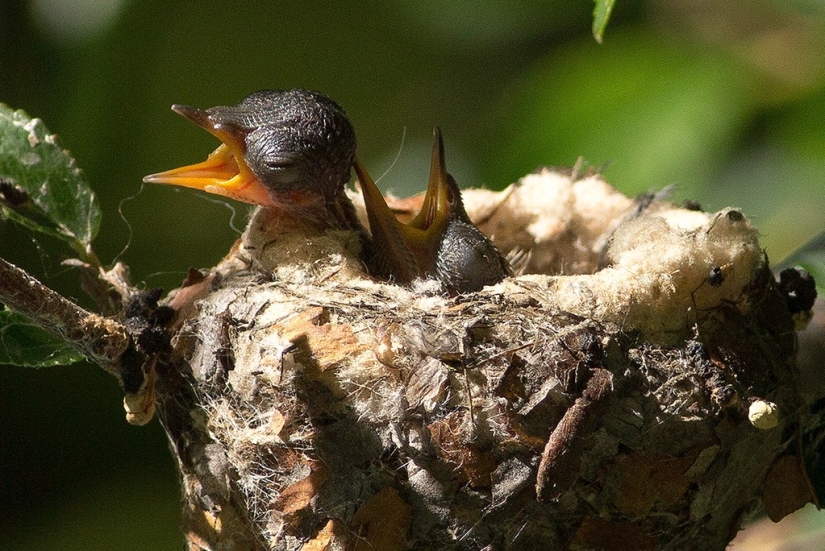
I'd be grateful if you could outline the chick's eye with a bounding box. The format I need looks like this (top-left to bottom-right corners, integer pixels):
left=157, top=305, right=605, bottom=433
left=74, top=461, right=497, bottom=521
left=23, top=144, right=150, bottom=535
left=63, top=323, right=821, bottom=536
left=263, top=156, right=296, bottom=170
left=446, top=185, right=461, bottom=208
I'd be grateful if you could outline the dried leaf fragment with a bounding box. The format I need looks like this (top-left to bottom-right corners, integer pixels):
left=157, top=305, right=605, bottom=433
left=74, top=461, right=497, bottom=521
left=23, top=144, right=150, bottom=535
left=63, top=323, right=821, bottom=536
left=300, top=519, right=346, bottom=551
left=351, top=487, right=411, bottom=551
left=277, top=306, right=362, bottom=367
left=274, top=463, right=330, bottom=517
left=763, top=455, right=815, bottom=522
left=428, top=413, right=496, bottom=488
left=576, top=518, right=658, bottom=551
left=610, top=452, right=692, bottom=517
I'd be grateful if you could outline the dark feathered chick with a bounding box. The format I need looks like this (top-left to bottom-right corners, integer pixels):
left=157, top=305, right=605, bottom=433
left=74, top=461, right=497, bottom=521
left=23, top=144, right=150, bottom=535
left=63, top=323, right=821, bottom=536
left=146, top=90, right=509, bottom=293
left=144, top=89, right=361, bottom=230
left=355, top=128, right=510, bottom=293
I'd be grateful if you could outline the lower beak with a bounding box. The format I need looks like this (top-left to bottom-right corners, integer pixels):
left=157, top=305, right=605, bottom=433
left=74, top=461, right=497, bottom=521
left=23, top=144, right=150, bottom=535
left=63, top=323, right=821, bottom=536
left=355, top=157, right=420, bottom=284
left=410, top=127, right=453, bottom=232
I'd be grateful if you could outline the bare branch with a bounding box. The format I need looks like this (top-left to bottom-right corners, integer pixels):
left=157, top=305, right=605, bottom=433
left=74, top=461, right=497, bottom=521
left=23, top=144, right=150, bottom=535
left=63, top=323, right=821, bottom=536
left=0, top=256, right=129, bottom=377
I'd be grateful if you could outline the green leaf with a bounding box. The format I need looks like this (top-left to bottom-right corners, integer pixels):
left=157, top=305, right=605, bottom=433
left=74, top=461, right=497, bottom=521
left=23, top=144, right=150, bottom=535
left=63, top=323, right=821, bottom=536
left=777, top=231, right=825, bottom=294
left=592, top=0, right=616, bottom=44
left=0, top=104, right=101, bottom=255
left=0, top=308, right=84, bottom=367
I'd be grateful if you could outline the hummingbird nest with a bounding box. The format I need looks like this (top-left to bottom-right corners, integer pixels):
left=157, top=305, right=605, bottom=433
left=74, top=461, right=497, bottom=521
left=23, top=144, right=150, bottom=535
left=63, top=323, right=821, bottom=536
left=155, top=168, right=815, bottom=551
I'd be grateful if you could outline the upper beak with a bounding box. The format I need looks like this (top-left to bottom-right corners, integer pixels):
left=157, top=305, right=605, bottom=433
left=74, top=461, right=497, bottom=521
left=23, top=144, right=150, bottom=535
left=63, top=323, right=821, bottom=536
left=143, top=105, right=273, bottom=207
left=355, top=127, right=457, bottom=284
left=410, top=127, right=453, bottom=233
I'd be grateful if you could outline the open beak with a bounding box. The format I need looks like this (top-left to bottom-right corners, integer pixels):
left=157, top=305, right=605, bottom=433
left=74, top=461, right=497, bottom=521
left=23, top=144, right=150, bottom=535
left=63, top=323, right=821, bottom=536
left=143, top=105, right=273, bottom=207
left=355, top=128, right=457, bottom=284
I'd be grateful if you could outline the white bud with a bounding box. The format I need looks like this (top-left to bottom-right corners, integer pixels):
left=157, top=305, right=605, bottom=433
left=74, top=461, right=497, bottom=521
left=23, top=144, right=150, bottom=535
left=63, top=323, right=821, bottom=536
left=748, top=400, right=778, bottom=430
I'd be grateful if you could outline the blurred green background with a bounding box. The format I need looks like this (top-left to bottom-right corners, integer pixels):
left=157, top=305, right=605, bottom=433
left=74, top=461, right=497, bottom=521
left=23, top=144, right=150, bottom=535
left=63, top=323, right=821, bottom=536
left=1, top=0, right=823, bottom=548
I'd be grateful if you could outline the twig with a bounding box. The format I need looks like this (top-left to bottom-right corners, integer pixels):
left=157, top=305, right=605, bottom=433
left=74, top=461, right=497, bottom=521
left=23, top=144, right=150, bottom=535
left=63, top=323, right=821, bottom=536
left=536, top=367, right=614, bottom=502
left=0, top=256, right=129, bottom=378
